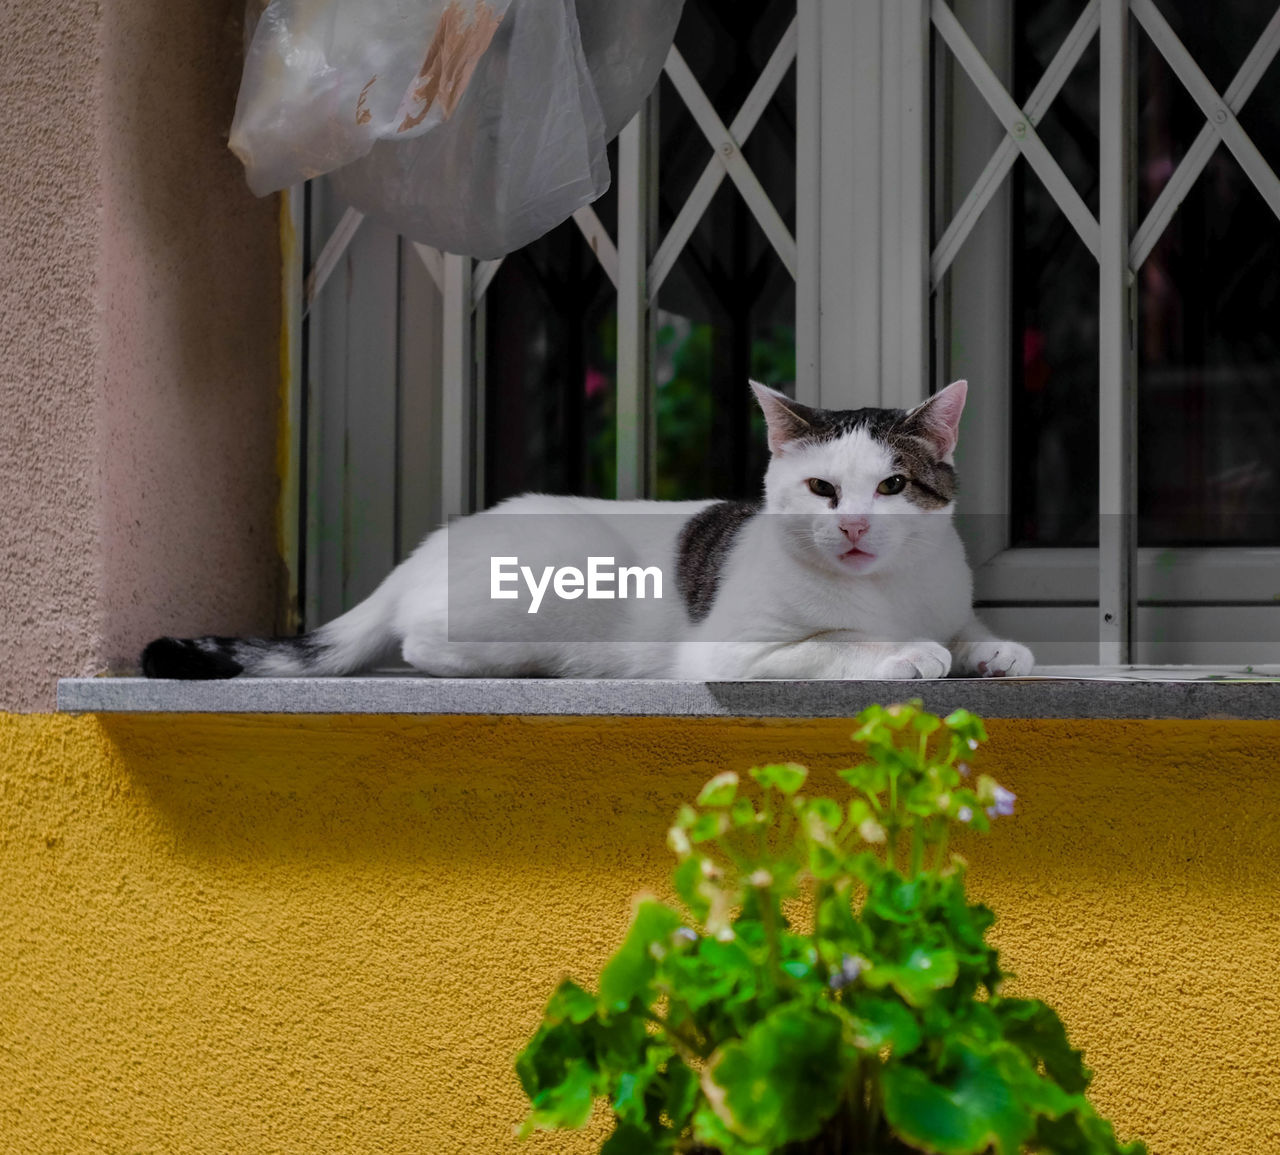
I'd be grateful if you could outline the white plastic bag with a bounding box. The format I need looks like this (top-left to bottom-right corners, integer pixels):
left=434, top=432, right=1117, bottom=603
left=230, top=0, right=684, bottom=258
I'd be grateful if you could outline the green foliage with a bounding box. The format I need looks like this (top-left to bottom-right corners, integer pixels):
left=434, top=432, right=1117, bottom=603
left=517, top=702, right=1148, bottom=1155
left=649, top=320, right=797, bottom=501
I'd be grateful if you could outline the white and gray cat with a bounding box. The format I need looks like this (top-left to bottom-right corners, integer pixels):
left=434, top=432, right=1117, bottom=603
left=142, top=380, right=1034, bottom=680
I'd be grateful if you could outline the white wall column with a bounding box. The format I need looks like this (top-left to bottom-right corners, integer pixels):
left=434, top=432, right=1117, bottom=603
left=802, top=0, right=930, bottom=411
left=616, top=96, right=657, bottom=500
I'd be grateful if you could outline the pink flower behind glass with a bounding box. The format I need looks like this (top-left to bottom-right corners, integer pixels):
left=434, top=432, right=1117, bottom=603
left=584, top=366, right=609, bottom=399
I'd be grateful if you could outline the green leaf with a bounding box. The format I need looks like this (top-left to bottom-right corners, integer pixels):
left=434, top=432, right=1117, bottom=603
left=692, top=1101, right=773, bottom=1155
left=672, top=854, right=712, bottom=922
left=852, top=704, right=886, bottom=740
left=749, top=762, right=808, bottom=794
left=944, top=709, right=988, bottom=745
left=664, top=1059, right=700, bottom=1131
left=729, top=796, right=758, bottom=827
left=807, top=840, right=844, bottom=880
left=912, top=711, right=942, bottom=735
left=866, top=945, right=959, bottom=1007
left=705, top=1004, right=851, bottom=1148
left=802, top=795, right=844, bottom=832
left=996, top=998, right=1092, bottom=1094
left=1034, top=1106, right=1150, bottom=1155
left=864, top=873, right=926, bottom=925
left=882, top=701, right=921, bottom=730
left=518, top=1056, right=600, bottom=1136
left=882, top=1034, right=1091, bottom=1155
left=594, top=1014, right=660, bottom=1078
left=847, top=994, right=923, bottom=1056
left=881, top=1045, right=1035, bottom=1155
left=665, top=932, right=760, bottom=1023
left=599, top=899, right=683, bottom=1010
left=516, top=998, right=602, bottom=1108
left=542, top=979, right=598, bottom=1025
left=814, top=881, right=864, bottom=950
left=691, top=810, right=728, bottom=843
left=780, top=959, right=811, bottom=981
left=611, top=1040, right=678, bottom=1129
left=846, top=797, right=873, bottom=827
left=600, top=1122, right=669, bottom=1155
left=838, top=760, right=889, bottom=798
left=994, top=1040, right=1079, bottom=1122
left=698, top=771, right=740, bottom=808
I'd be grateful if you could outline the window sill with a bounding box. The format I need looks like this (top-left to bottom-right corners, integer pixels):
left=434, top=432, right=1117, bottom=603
left=56, top=667, right=1280, bottom=720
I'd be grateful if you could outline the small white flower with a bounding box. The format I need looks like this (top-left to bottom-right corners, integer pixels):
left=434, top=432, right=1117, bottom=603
left=715, top=926, right=736, bottom=942
left=673, top=926, right=698, bottom=944
left=667, top=826, right=691, bottom=856
left=858, top=817, right=886, bottom=844
left=748, top=869, right=773, bottom=888
left=988, top=785, right=1016, bottom=817
left=956, top=805, right=973, bottom=824
left=829, top=954, right=868, bottom=990
left=957, top=761, right=971, bottom=778
left=967, top=738, right=979, bottom=751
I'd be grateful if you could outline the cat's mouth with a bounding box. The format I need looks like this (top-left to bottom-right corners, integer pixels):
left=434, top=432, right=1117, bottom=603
left=838, top=545, right=877, bottom=569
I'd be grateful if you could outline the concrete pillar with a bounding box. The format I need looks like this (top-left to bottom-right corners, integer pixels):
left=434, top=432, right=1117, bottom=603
left=0, top=0, right=282, bottom=709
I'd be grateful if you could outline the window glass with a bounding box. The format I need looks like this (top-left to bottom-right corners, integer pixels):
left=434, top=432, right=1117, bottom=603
left=483, top=0, right=799, bottom=507
left=1010, top=0, right=1280, bottom=547
left=482, top=145, right=619, bottom=504
left=653, top=0, right=797, bottom=501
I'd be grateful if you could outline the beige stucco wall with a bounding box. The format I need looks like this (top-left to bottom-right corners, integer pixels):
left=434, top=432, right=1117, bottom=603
left=0, top=0, right=281, bottom=711
left=0, top=0, right=106, bottom=706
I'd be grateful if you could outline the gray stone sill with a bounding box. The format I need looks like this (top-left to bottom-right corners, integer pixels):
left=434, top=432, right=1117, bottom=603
left=56, top=667, right=1280, bottom=720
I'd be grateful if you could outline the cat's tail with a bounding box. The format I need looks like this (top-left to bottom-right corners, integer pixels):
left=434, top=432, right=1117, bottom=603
left=140, top=575, right=403, bottom=680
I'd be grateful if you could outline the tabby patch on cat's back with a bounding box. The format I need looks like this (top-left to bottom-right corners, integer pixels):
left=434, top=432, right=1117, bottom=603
left=676, top=500, right=760, bottom=624
left=141, top=379, right=1035, bottom=682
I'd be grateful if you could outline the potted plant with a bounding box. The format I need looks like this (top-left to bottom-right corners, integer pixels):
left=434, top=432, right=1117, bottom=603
left=516, top=702, right=1148, bottom=1155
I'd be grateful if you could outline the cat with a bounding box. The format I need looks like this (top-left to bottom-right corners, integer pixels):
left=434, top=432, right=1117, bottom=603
left=141, top=379, right=1035, bottom=681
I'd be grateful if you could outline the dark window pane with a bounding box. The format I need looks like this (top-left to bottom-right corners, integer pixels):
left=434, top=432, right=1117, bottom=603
left=483, top=0, right=797, bottom=506
left=483, top=147, right=619, bottom=504
left=1136, top=2, right=1280, bottom=544
left=1010, top=0, right=1280, bottom=546
left=654, top=0, right=797, bottom=500
left=1010, top=1, right=1100, bottom=545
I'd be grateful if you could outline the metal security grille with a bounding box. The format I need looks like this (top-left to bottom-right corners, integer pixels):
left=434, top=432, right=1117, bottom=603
left=291, top=0, right=800, bottom=630
left=930, top=0, right=1280, bottom=662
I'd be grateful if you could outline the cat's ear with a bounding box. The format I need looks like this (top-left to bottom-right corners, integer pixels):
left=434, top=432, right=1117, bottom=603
left=751, top=381, right=818, bottom=454
left=903, top=379, right=968, bottom=459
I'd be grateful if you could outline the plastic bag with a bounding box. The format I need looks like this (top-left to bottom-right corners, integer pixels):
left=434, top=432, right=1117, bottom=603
left=230, top=0, right=684, bottom=258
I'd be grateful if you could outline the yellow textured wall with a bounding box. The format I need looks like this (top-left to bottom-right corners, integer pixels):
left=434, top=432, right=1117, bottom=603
left=2, top=712, right=1278, bottom=1153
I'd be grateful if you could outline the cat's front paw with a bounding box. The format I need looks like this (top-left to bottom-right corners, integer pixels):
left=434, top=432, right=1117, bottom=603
left=873, top=640, right=952, bottom=680
left=955, top=639, right=1035, bottom=678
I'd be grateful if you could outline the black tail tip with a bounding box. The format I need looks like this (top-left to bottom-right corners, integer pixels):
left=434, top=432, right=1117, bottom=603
left=141, top=637, right=243, bottom=680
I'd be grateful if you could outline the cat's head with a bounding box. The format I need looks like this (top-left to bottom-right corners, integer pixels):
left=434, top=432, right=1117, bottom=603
left=752, top=380, right=967, bottom=576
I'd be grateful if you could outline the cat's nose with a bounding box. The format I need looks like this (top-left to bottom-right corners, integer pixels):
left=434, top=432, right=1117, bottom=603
left=839, top=516, right=870, bottom=543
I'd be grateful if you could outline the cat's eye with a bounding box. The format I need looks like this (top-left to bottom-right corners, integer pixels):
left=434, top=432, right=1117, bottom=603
left=876, top=475, right=907, bottom=496
left=807, top=478, right=838, bottom=500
